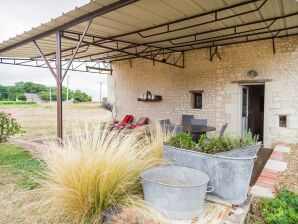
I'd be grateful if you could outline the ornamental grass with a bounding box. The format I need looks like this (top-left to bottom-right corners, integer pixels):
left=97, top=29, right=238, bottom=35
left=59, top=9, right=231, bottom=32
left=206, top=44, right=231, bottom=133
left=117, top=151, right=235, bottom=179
left=33, top=124, right=168, bottom=223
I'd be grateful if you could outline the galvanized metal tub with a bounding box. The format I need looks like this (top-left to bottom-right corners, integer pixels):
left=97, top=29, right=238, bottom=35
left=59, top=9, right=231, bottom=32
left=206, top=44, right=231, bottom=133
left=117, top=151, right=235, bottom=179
left=163, top=143, right=261, bottom=204
left=141, top=166, right=213, bottom=220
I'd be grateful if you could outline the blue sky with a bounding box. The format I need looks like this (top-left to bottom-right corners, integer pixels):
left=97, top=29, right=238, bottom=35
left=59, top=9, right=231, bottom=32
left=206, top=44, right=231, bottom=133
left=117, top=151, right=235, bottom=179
left=0, top=0, right=107, bottom=101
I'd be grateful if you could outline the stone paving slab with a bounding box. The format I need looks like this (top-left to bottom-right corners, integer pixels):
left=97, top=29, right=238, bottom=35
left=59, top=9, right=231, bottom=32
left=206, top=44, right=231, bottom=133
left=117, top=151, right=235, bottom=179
left=251, top=143, right=290, bottom=198
left=168, top=195, right=252, bottom=224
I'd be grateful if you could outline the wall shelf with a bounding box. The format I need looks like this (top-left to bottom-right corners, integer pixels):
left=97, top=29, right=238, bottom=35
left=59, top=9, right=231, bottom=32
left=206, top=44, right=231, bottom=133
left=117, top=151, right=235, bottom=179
left=137, top=95, right=162, bottom=102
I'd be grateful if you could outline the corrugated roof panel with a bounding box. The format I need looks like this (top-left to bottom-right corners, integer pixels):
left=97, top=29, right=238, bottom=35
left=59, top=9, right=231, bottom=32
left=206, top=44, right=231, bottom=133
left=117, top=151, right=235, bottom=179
left=0, top=0, right=297, bottom=62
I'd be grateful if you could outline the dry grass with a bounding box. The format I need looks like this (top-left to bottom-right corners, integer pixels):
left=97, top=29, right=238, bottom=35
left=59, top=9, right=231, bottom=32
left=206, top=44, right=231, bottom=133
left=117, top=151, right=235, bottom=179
left=31, top=125, right=168, bottom=224
left=0, top=103, right=109, bottom=139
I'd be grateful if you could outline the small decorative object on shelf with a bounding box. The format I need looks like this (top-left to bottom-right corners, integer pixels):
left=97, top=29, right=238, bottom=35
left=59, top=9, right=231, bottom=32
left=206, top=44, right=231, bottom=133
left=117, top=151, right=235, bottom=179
left=137, top=91, right=162, bottom=102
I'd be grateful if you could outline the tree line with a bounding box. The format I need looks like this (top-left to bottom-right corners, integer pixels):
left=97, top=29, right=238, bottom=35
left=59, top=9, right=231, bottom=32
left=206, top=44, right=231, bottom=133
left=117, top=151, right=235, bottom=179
left=0, top=82, right=92, bottom=102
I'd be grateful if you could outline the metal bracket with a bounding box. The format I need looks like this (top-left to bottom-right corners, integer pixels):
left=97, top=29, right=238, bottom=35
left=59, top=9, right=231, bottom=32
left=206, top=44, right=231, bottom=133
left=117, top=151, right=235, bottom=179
left=209, top=46, right=222, bottom=61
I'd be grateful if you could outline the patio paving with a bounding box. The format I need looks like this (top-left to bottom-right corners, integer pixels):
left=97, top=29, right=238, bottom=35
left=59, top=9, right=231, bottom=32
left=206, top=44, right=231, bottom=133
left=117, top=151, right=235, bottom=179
left=250, top=143, right=291, bottom=198
left=169, top=195, right=253, bottom=224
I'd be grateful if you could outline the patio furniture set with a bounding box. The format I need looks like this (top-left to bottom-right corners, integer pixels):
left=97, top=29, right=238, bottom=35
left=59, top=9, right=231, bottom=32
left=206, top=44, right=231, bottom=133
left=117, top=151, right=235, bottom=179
left=160, top=114, right=228, bottom=141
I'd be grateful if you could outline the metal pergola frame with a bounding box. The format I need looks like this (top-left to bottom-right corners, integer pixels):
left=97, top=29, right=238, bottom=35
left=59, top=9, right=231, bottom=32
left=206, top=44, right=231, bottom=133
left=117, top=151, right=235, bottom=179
left=0, top=0, right=297, bottom=139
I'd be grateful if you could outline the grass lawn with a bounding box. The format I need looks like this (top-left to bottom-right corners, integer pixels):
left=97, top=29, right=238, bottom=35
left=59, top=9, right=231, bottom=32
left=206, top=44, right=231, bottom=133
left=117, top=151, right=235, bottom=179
left=0, top=102, right=109, bottom=139
left=0, top=143, right=47, bottom=223
left=0, top=143, right=44, bottom=189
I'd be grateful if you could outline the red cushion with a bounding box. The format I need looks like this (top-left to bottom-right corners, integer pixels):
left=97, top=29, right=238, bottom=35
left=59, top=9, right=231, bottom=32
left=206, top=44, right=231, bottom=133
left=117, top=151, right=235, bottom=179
left=136, top=117, right=149, bottom=125
left=121, top=115, right=133, bottom=124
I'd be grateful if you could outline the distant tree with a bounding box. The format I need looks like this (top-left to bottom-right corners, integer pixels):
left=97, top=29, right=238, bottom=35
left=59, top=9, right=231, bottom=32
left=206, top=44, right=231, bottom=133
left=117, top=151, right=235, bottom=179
left=15, top=81, right=48, bottom=94
left=16, top=93, right=26, bottom=101
left=7, top=86, right=20, bottom=100
left=39, top=91, right=50, bottom=101
left=73, top=90, right=92, bottom=103
left=0, top=85, right=8, bottom=100
left=0, top=82, right=90, bottom=103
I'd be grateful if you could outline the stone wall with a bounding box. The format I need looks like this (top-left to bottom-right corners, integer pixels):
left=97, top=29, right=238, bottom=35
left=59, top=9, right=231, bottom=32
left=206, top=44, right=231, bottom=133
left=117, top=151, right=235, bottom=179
left=108, top=36, right=298, bottom=147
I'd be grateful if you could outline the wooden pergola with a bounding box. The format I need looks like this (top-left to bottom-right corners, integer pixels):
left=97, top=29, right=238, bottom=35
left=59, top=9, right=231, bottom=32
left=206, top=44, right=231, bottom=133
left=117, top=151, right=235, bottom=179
left=0, top=0, right=297, bottom=139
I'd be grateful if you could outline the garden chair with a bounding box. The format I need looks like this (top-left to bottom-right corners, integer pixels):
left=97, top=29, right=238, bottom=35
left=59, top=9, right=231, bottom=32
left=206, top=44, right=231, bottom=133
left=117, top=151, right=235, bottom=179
left=159, top=119, right=171, bottom=127
left=165, top=124, right=183, bottom=134
left=127, top=117, right=149, bottom=129
left=182, top=114, right=194, bottom=132
left=110, top=115, right=133, bottom=129
left=219, top=123, right=228, bottom=136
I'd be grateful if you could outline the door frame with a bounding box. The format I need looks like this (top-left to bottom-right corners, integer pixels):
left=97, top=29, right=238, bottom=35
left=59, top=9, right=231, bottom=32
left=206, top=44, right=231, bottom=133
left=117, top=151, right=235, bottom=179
left=238, top=83, right=265, bottom=138
left=240, top=85, right=249, bottom=137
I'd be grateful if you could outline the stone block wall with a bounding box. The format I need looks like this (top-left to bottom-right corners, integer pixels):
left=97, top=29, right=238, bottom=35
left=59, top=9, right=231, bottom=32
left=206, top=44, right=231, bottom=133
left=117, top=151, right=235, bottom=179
left=108, top=36, right=298, bottom=147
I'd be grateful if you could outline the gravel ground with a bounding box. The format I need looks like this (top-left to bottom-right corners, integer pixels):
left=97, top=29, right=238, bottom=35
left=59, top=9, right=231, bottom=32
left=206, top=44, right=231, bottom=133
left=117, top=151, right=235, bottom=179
left=276, top=144, right=298, bottom=194
left=246, top=144, right=298, bottom=223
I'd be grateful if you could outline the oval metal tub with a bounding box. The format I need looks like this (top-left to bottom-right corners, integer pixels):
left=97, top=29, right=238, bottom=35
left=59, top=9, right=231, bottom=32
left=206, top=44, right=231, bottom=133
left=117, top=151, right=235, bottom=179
left=141, top=166, right=212, bottom=220
left=163, top=143, right=261, bottom=204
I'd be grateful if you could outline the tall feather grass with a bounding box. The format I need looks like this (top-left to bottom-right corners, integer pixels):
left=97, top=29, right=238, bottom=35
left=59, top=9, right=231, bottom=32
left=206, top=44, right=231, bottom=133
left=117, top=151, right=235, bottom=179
left=33, top=124, right=170, bottom=223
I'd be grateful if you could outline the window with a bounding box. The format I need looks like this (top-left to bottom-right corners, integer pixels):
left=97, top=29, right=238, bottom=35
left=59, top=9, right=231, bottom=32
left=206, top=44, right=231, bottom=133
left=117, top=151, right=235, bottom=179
left=279, top=115, right=287, bottom=128
left=190, top=90, right=203, bottom=109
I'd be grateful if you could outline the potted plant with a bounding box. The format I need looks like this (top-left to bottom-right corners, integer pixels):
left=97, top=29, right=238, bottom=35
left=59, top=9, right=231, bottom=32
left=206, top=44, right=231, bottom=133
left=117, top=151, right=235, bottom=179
left=163, top=132, right=261, bottom=204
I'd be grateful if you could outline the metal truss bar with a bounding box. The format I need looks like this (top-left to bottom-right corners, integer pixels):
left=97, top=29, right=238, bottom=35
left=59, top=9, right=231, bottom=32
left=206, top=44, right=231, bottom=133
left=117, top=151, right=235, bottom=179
left=169, top=25, right=298, bottom=50
left=0, top=0, right=138, bottom=54
left=61, top=35, right=185, bottom=68
left=189, top=33, right=298, bottom=52
left=64, top=30, right=181, bottom=53
left=209, top=46, right=221, bottom=61
left=147, top=13, right=298, bottom=45
left=110, top=33, right=297, bottom=63
left=33, top=40, right=57, bottom=81
left=108, top=0, right=261, bottom=39
left=62, top=19, right=92, bottom=81
left=137, top=0, right=268, bottom=39
left=42, top=29, right=180, bottom=60
left=168, top=20, right=276, bottom=46
left=86, top=66, right=113, bottom=73
left=0, top=58, right=109, bottom=74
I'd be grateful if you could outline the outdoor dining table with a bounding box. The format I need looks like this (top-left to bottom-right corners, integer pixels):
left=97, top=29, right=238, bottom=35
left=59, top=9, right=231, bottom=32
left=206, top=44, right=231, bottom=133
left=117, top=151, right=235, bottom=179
left=188, top=125, right=216, bottom=133
left=187, top=125, right=216, bottom=142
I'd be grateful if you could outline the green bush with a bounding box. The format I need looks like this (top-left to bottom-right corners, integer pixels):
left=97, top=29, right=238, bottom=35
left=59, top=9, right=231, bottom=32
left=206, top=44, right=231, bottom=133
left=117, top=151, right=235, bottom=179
left=167, top=133, right=196, bottom=150
left=167, top=131, right=258, bottom=154
left=73, top=90, right=92, bottom=103
left=198, top=131, right=258, bottom=154
left=16, top=93, right=26, bottom=101
left=260, top=189, right=298, bottom=224
left=0, top=112, right=22, bottom=142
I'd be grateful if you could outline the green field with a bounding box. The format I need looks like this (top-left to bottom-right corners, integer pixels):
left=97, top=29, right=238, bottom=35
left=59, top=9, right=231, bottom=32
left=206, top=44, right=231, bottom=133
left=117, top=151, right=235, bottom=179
left=0, top=103, right=109, bottom=139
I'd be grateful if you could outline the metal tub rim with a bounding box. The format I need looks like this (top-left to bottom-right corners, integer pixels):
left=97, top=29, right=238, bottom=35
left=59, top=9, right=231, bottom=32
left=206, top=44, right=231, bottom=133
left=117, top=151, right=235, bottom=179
left=163, top=143, right=260, bottom=160
left=141, top=166, right=209, bottom=188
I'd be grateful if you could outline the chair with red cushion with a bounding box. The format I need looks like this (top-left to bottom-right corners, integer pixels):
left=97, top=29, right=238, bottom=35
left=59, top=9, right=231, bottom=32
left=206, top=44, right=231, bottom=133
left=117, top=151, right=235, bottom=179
left=127, top=117, right=149, bottom=129
left=110, top=115, right=133, bottom=129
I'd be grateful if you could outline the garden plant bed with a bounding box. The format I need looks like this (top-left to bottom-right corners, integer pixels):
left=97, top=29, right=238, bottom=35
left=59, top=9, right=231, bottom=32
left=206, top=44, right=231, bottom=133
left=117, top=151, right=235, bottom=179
left=164, top=133, right=261, bottom=204
left=164, top=144, right=260, bottom=204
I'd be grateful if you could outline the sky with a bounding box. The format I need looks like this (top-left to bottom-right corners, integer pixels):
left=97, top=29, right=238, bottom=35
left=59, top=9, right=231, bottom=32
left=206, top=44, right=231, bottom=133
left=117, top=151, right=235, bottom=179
left=0, top=0, right=107, bottom=101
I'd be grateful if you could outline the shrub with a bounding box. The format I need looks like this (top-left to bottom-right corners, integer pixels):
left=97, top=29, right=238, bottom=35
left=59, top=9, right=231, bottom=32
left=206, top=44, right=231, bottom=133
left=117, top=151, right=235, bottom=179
left=260, top=189, right=298, bottom=224
left=0, top=112, right=22, bottom=142
left=17, top=93, right=26, bottom=101
left=73, top=90, right=92, bottom=103
left=167, top=133, right=196, bottom=150
left=36, top=125, right=165, bottom=223
left=198, top=131, right=258, bottom=154
left=167, top=131, right=258, bottom=154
